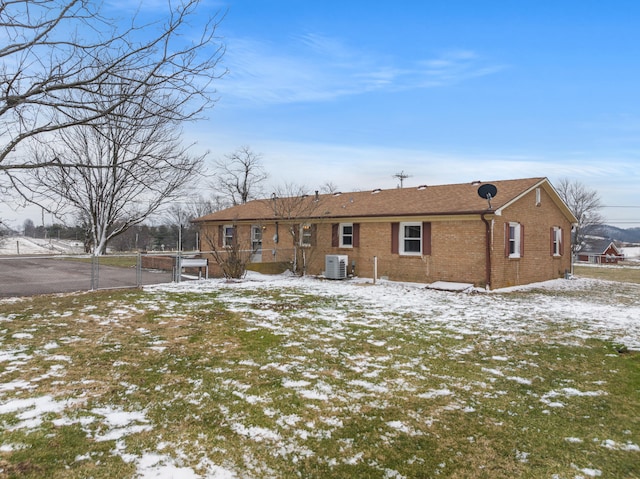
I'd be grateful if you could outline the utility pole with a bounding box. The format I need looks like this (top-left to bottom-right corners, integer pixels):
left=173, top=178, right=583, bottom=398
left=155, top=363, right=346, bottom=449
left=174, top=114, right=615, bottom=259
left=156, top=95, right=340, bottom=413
left=393, top=171, right=411, bottom=188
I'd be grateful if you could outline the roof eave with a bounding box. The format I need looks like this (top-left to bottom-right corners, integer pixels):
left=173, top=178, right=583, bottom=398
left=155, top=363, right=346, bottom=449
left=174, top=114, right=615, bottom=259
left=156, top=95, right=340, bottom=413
left=193, top=210, right=495, bottom=224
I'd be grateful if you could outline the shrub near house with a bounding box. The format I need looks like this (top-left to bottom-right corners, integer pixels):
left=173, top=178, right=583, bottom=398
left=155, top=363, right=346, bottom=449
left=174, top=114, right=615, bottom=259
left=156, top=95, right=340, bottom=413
left=193, top=177, right=577, bottom=289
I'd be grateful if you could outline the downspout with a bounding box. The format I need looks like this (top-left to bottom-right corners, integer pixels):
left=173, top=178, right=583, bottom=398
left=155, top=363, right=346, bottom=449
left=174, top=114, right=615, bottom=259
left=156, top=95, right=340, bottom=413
left=481, top=212, right=492, bottom=290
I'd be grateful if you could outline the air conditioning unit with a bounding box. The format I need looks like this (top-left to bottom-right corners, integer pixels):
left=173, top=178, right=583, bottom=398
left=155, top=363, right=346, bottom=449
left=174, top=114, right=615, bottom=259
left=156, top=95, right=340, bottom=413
left=325, top=254, right=348, bottom=280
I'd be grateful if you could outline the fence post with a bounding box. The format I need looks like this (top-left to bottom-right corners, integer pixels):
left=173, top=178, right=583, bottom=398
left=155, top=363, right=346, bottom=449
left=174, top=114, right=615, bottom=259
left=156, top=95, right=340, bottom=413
left=174, top=252, right=182, bottom=283
left=373, top=256, right=377, bottom=284
left=90, top=255, right=99, bottom=290
left=136, top=253, right=142, bottom=287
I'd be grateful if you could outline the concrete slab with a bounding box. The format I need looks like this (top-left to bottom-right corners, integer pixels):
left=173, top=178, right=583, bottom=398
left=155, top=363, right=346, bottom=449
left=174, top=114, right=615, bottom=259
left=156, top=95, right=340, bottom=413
left=427, top=281, right=474, bottom=292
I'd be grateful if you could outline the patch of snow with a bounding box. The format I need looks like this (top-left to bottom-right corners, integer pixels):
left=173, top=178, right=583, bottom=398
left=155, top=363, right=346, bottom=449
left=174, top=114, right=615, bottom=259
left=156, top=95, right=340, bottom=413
left=492, top=355, right=509, bottom=361
left=575, top=466, right=602, bottom=477
left=300, top=389, right=329, bottom=401
left=0, top=379, right=33, bottom=391
left=386, top=420, right=422, bottom=436
left=620, top=246, right=640, bottom=260
left=282, top=379, right=311, bottom=389
left=565, top=437, right=583, bottom=443
left=561, top=387, right=606, bottom=397
left=231, top=423, right=281, bottom=442
left=91, top=406, right=153, bottom=442
left=506, top=376, right=532, bottom=385
left=0, top=395, right=81, bottom=430
left=0, top=236, right=85, bottom=255
left=12, top=332, right=33, bottom=339
left=417, top=388, right=452, bottom=399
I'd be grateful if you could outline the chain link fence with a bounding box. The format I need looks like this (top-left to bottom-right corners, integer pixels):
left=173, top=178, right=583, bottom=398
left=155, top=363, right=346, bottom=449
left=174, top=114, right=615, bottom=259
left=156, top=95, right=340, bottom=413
left=0, top=252, right=204, bottom=298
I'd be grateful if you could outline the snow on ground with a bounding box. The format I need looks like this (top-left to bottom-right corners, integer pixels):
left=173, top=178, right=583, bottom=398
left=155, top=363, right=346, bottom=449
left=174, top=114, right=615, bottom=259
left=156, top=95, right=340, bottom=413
left=0, top=236, right=84, bottom=255
left=621, top=246, right=640, bottom=261
left=137, top=275, right=640, bottom=476
left=149, top=272, right=640, bottom=350
left=1, top=271, right=639, bottom=477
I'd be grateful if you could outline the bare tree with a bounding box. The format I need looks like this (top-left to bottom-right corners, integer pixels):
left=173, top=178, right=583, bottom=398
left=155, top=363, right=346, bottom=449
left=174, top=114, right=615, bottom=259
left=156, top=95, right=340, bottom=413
left=555, top=178, right=604, bottom=253
left=23, top=219, right=36, bottom=237
left=164, top=204, right=194, bottom=252
left=320, top=181, right=339, bottom=194
left=1, top=1, right=224, bottom=175
left=188, top=195, right=225, bottom=219
left=215, top=146, right=268, bottom=206
left=268, top=183, right=323, bottom=275
left=200, top=222, right=257, bottom=279
left=26, top=80, right=205, bottom=255
left=0, top=219, right=9, bottom=246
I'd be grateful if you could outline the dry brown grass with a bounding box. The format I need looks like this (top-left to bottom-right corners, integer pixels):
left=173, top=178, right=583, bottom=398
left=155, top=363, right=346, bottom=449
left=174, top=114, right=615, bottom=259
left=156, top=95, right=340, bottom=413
left=573, top=263, right=640, bottom=283
left=1, top=281, right=638, bottom=478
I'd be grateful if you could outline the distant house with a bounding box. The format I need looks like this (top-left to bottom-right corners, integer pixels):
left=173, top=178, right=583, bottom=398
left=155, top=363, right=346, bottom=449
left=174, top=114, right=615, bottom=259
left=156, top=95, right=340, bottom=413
left=193, top=177, right=577, bottom=290
left=577, top=239, right=624, bottom=264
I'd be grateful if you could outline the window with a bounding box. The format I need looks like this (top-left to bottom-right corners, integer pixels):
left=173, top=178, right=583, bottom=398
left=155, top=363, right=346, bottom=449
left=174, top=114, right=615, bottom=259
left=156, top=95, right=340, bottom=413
left=551, top=226, right=562, bottom=256
left=300, top=223, right=312, bottom=247
left=400, top=222, right=422, bottom=255
left=251, top=225, right=262, bottom=248
left=391, top=222, right=431, bottom=255
left=332, top=223, right=359, bottom=248
left=223, top=225, right=235, bottom=247
left=340, top=223, right=353, bottom=248
left=535, top=187, right=541, bottom=206
left=507, top=222, right=522, bottom=258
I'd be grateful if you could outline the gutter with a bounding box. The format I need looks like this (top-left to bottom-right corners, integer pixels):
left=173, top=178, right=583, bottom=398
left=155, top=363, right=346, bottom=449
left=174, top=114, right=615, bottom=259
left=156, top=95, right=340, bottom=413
left=192, top=209, right=492, bottom=224
left=481, top=212, right=493, bottom=290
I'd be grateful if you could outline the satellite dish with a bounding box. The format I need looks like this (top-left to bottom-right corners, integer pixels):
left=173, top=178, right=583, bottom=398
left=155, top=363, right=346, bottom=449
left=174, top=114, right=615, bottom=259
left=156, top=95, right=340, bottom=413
left=477, top=184, right=498, bottom=209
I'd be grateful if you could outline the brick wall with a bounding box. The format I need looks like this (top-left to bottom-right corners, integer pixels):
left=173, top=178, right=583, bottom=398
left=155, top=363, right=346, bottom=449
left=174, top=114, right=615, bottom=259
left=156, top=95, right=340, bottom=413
left=196, top=186, right=573, bottom=288
left=491, top=186, right=573, bottom=288
left=198, top=223, right=296, bottom=277
left=305, top=220, right=487, bottom=285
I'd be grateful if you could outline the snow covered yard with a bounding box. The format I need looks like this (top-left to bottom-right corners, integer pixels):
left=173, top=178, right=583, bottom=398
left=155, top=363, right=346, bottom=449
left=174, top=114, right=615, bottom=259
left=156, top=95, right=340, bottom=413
left=0, top=274, right=639, bottom=478
left=0, top=236, right=85, bottom=255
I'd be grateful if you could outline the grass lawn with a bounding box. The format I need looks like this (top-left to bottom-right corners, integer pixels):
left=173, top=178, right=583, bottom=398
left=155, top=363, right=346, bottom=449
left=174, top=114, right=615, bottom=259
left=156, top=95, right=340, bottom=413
left=61, top=255, right=140, bottom=269
left=0, top=275, right=639, bottom=478
left=574, top=263, right=640, bottom=284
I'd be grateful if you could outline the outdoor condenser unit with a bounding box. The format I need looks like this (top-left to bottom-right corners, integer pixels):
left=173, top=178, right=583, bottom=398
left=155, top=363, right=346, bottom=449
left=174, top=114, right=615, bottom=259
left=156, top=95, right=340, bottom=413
left=325, top=254, right=348, bottom=280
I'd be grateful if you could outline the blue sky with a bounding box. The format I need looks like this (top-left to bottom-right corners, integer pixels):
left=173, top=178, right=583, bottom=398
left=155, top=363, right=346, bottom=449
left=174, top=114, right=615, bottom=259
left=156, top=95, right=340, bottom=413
left=187, top=0, right=639, bottom=227
left=3, top=0, right=639, bottom=228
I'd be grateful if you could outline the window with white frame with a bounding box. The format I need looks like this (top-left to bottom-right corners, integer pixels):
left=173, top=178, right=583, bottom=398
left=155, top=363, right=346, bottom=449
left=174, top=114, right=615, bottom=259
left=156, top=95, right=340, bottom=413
left=300, top=223, right=312, bottom=247
left=251, top=225, right=262, bottom=248
left=400, top=222, right=422, bottom=255
left=552, top=226, right=562, bottom=256
left=223, top=225, right=235, bottom=247
left=508, top=222, right=521, bottom=258
left=339, top=223, right=353, bottom=248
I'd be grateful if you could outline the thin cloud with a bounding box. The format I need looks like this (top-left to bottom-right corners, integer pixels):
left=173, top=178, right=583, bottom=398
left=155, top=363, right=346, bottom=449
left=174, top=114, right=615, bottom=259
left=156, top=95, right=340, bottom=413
left=220, top=34, right=505, bottom=105
left=227, top=139, right=640, bottom=225
left=412, top=50, right=506, bottom=88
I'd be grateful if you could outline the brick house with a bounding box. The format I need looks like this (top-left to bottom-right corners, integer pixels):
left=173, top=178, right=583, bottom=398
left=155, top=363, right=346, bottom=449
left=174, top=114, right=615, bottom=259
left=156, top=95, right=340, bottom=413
left=192, top=177, right=577, bottom=289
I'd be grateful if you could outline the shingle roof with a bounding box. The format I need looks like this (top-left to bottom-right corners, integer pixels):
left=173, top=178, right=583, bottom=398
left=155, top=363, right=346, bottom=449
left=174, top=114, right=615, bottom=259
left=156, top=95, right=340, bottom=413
left=193, top=177, right=559, bottom=223
left=579, top=239, right=621, bottom=255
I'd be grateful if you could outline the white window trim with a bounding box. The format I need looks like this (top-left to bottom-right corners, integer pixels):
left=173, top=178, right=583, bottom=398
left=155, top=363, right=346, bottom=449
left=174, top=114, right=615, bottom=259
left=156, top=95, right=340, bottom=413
left=552, top=226, right=562, bottom=256
left=339, top=223, right=353, bottom=248
left=400, top=222, right=422, bottom=256
left=508, top=222, right=521, bottom=258
left=251, top=225, right=262, bottom=242
left=223, top=224, right=235, bottom=248
left=300, top=223, right=312, bottom=247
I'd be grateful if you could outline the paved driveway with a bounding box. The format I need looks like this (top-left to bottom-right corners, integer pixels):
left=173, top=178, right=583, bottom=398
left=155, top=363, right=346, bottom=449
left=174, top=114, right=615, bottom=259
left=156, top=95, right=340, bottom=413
left=0, top=256, right=174, bottom=298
